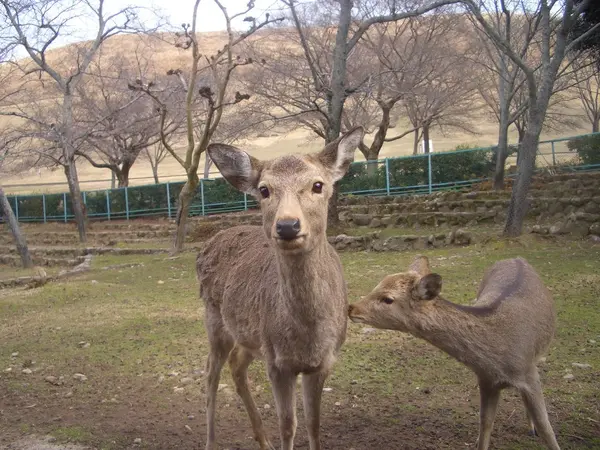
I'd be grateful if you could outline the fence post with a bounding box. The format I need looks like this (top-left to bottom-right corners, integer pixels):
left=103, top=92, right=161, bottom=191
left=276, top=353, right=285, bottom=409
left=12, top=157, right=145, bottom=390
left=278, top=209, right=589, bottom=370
left=244, top=193, right=248, bottom=210
left=14, top=196, right=19, bottom=221
left=63, top=192, right=67, bottom=223
left=200, top=179, right=205, bottom=216
left=551, top=141, right=556, bottom=166
left=427, top=152, right=433, bottom=194
left=125, top=186, right=130, bottom=220
left=166, top=182, right=171, bottom=219
left=385, top=158, right=390, bottom=196
left=42, top=194, right=47, bottom=223
left=106, top=190, right=111, bottom=221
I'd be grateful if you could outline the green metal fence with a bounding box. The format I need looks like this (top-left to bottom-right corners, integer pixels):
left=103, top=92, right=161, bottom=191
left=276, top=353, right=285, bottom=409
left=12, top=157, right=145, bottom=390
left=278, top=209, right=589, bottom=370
left=4, top=132, right=600, bottom=223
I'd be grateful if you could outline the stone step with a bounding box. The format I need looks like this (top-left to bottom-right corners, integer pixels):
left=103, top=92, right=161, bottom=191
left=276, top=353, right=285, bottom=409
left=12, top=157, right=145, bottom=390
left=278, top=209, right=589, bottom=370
left=327, top=229, right=474, bottom=252
left=342, top=211, right=502, bottom=228
left=0, top=254, right=84, bottom=268
left=0, top=246, right=170, bottom=258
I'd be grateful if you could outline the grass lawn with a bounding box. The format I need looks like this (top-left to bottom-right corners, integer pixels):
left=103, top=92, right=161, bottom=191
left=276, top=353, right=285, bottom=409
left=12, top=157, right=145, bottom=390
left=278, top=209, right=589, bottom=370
left=0, top=237, right=598, bottom=449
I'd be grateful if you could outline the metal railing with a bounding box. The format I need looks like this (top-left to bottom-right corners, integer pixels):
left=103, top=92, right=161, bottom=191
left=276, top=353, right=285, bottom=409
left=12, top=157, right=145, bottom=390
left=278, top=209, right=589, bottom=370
left=4, top=132, right=600, bottom=223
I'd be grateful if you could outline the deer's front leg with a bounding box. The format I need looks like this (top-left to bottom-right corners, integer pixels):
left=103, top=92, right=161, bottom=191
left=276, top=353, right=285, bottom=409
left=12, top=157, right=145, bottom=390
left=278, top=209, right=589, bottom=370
left=268, top=365, right=297, bottom=450
left=302, top=370, right=329, bottom=450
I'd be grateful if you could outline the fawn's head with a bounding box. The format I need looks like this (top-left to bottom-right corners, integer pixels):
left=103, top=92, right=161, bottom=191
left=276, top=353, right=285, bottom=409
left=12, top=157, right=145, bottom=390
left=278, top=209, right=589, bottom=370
left=348, top=255, right=443, bottom=332
left=207, top=128, right=364, bottom=253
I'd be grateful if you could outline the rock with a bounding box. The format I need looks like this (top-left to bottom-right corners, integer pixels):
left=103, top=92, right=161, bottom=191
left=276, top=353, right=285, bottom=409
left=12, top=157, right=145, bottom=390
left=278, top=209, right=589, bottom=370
left=361, top=327, right=377, bottom=334
left=369, top=218, right=382, bottom=228
left=157, top=375, right=165, bottom=383
left=185, top=425, right=193, bottom=433
left=334, top=402, right=341, bottom=406
left=564, top=220, right=590, bottom=237
left=168, top=371, right=180, bottom=377
left=323, top=387, right=333, bottom=392
left=45, top=376, right=64, bottom=386
left=11, top=352, right=18, bottom=357
left=572, top=363, right=592, bottom=369
left=217, top=383, right=229, bottom=392
left=590, top=235, right=600, bottom=243
left=77, top=341, right=90, bottom=348
left=73, top=373, right=87, bottom=381
left=64, top=391, right=73, bottom=398
left=173, top=386, right=185, bottom=393
left=134, top=438, right=142, bottom=445
left=188, top=415, right=195, bottom=420
left=590, top=222, right=600, bottom=235
left=4, top=367, right=12, bottom=372
left=549, top=222, right=567, bottom=235
left=583, top=201, right=600, bottom=214
left=563, top=373, right=574, bottom=381
left=157, top=280, right=165, bottom=285
left=180, top=377, right=194, bottom=385
left=22, top=368, right=32, bottom=374
left=531, top=225, right=549, bottom=235
left=263, top=404, right=271, bottom=410
left=351, top=214, right=373, bottom=226
left=91, top=280, right=99, bottom=284
left=589, top=339, right=597, bottom=344
left=454, top=229, right=472, bottom=246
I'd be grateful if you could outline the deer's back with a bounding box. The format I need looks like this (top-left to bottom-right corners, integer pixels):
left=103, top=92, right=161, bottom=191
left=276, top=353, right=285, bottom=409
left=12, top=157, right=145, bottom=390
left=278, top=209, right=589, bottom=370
left=474, top=257, right=556, bottom=361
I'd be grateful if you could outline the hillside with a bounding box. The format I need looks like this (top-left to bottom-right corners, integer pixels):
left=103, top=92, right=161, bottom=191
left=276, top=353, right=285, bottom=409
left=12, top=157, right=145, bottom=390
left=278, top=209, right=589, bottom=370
left=1, top=31, right=594, bottom=195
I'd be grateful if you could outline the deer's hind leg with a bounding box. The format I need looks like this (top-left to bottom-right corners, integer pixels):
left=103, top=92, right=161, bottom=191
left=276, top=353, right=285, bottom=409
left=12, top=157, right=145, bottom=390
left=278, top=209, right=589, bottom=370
left=477, top=379, right=501, bottom=450
left=519, top=369, right=561, bottom=450
left=205, top=305, right=234, bottom=450
left=229, top=344, right=274, bottom=450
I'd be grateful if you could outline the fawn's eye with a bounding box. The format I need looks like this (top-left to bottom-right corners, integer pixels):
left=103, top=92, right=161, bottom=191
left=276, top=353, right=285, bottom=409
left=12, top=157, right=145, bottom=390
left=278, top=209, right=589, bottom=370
left=259, top=186, right=270, bottom=199
left=312, top=182, right=323, bottom=194
left=381, top=297, right=394, bottom=305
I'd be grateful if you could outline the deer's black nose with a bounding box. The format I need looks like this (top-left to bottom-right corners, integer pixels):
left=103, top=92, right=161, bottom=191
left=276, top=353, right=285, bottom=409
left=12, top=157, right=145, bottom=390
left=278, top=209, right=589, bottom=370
left=276, top=218, right=301, bottom=240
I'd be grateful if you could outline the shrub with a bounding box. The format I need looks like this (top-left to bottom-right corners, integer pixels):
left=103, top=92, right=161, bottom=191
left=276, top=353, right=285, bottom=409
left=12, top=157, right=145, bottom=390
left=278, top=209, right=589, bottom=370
left=567, top=134, right=600, bottom=165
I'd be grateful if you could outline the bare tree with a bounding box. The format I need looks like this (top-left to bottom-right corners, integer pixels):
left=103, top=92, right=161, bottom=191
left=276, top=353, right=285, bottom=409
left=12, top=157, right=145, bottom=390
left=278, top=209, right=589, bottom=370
left=0, top=185, right=33, bottom=268
left=74, top=52, right=180, bottom=187
left=573, top=55, right=600, bottom=132
left=0, top=0, right=156, bottom=243
left=465, top=0, right=600, bottom=236
left=132, top=0, right=282, bottom=254
left=250, top=0, right=463, bottom=224
left=143, top=142, right=170, bottom=184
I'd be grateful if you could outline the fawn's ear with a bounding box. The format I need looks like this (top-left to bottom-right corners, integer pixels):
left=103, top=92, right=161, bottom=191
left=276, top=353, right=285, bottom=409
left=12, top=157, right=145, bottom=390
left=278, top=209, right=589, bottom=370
left=414, top=273, right=442, bottom=301
left=317, top=127, right=364, bottom=182
left=207, top=143, right=263, bottom=197
left=408, top=255, right=431, bottom=276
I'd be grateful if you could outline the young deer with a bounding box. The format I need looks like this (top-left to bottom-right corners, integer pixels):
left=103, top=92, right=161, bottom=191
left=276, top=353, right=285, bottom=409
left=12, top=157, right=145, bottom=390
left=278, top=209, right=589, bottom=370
left=348, top=255, right=560, bottom=450
left=196, top=128, right=364, bottom=450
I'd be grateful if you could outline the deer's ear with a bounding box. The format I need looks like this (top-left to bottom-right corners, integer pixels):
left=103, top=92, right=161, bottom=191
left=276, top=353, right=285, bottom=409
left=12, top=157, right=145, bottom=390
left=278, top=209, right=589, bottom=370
left=207, top=143, right=263, bottom=196
left=408, top=255, right=431, bottom=276
left=414, top=273, right=442, bottom=301
left=317, top=127, right=364, bottom=182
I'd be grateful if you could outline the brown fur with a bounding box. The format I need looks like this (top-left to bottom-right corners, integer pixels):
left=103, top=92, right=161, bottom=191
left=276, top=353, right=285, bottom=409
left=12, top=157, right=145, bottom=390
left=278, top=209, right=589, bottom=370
left=197, top=128, right=364, bottom=450
left=348, top=255, right=560, bottom=450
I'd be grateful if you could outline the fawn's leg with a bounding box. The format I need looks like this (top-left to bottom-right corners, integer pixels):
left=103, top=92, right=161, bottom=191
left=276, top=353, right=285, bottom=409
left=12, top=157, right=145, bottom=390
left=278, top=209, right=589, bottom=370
left=477, top=380, right=501, bottom=450
left=302, top=370, right=328, bottom=450
left=268, top=365, right=297, bottom=450
left=519, top=369, right=561, bottom=450
left=229, top=345, right=274, bottom=450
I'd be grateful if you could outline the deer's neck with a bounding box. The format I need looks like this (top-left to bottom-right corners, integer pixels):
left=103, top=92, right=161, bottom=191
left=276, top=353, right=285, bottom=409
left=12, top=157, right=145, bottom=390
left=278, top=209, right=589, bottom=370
left=411, top=298, right=494, bottom=370
left=275, top=240, right=342, bottom=320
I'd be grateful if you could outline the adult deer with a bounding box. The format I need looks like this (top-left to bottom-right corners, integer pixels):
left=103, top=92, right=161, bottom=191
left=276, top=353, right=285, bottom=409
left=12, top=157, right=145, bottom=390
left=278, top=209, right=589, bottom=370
left=197, top=128, right=364, bottom=450
left=348, top=255, right=560, bottom=450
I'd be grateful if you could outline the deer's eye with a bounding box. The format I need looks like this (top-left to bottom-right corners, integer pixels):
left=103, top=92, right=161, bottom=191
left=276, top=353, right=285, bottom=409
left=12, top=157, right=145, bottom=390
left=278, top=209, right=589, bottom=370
left=381, top=297, right=394, bottom=305
left=312, top=182, right=323, bottom=194
left=259, top=186, right=270, bottom=199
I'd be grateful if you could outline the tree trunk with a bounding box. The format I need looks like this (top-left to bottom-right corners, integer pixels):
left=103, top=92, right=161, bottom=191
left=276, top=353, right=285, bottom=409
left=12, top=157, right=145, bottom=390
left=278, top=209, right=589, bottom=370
left=503, top=111, right=544, bottom=237
left=151, top=163, right=160, bottom=184
left=493, top=120, right=510, bottom=190
left=325, top=0, right=353, bottom=227
left=171, top=173, right=199, bottom=254
left=413, top=129, right=420, bottom=155
left=423, top=124, right=430, bottom=153
left=593, top=116, right=599, bottom=133
left=64, top=161, right=87, bottom=243
left=203, top=155, right=213, bottom=179
left=0, top=186, right=33, bottom=268
left=116, top=162, right=132, bottom=188
left=111, top=171, right=116, bottom=189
